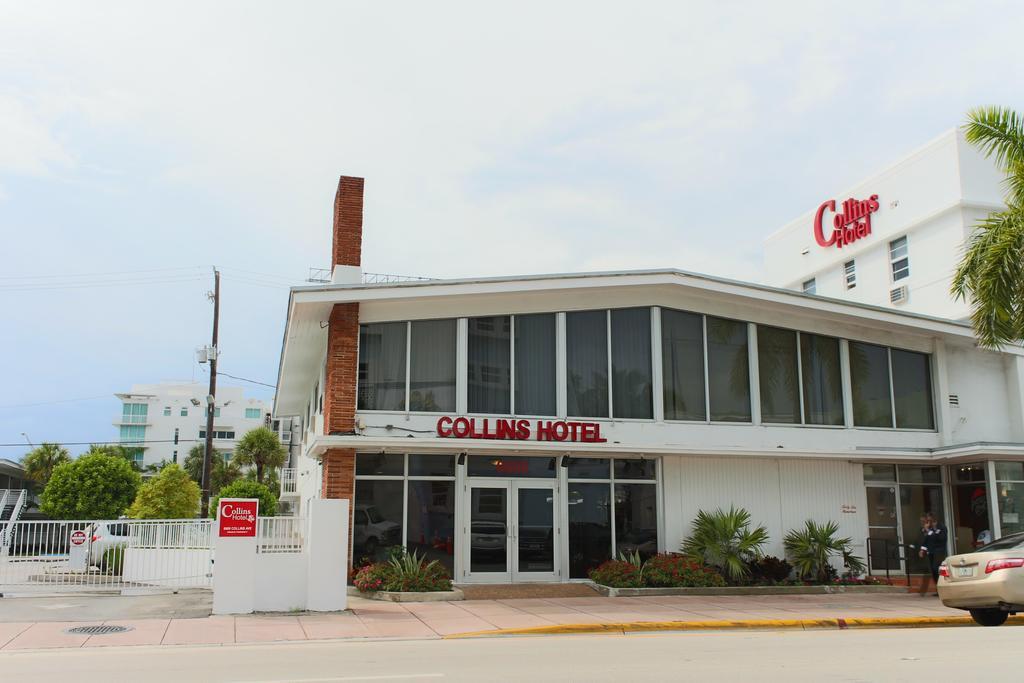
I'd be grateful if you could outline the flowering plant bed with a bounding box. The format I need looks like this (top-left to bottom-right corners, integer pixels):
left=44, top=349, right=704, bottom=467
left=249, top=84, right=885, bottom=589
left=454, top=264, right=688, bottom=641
left=352, top=549, right=453, bottom=594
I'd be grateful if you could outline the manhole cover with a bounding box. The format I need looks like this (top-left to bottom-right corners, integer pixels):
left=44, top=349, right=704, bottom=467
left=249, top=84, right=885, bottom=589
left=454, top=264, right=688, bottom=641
left=64, top=625, right=133, bottom=636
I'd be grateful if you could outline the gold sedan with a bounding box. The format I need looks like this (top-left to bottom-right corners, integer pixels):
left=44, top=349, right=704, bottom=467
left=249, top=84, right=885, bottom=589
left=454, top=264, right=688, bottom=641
left=937, top=531, right=1024, bottom=626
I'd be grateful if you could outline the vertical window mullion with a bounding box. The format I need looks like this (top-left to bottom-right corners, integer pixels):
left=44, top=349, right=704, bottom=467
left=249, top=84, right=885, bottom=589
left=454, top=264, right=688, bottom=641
left=606, top=310, right=614, bottom=419
left=401, top=454, right=409, bottom=550
left=609, top=465, right=617, bottom=558
left=404, top=322, right=412, bottom=412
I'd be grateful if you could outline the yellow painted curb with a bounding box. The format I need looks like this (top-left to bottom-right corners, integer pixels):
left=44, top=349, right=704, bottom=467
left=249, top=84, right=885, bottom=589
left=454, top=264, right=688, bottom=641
left=444, top=615, right=1024, bottom=638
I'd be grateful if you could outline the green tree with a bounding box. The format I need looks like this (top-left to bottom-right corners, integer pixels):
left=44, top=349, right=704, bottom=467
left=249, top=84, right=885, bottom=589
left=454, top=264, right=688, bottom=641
left=210, top=479, right=277, bottom=517
left=40, top=453, right=141, bottom=519
left=83, top=444, right=142, bottom=471
left=681, top=506, right=769, bottom=583
left=183, top=444, right=241, bottom=496
left=233, top=427, right=286, bottom=485
left=126, top=464, right=201, bottom=519
left=20, top=443, right=71, bottom=488
left=952, top=106, right=1024, bottom=347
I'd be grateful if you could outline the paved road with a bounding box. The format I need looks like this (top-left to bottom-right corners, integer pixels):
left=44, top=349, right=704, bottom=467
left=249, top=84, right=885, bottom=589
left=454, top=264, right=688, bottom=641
left=0, top=626, right=1018, bottom=681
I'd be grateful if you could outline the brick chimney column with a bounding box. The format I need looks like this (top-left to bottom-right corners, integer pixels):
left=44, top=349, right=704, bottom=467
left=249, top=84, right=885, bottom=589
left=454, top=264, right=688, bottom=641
left=321, top=176, right=363, bottom=557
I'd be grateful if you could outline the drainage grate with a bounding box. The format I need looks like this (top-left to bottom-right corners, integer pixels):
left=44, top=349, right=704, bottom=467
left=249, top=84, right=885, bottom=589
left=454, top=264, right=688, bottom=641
left=64, top=625, right=133, bottom=636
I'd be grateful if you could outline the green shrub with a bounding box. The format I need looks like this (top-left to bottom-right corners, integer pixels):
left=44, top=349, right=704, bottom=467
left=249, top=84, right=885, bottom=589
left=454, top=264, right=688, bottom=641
left=681, top=506, right=769, bottom=583
left=643, top=553, right=726, bottom=588
left=209, top=479, right=277, bottom=517
left=352, top=550, right=452, bottom=593
left=784, top=520, right=865, bottom=584
left=127, top=464, right=200, bottom=519
left=102, top=545, right=126, bottom=576
left=41, top=453, right=141, bottom=519
left=588, top=559, right=645, bottom=588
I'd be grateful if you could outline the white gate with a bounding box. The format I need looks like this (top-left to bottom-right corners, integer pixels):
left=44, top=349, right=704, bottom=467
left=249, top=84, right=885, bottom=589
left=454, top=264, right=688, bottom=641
left=0, top=519, right=214, bottom=595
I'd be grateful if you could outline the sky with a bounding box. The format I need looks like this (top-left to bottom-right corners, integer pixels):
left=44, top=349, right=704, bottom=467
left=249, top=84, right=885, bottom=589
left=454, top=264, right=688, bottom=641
left=2, top=1, right=1023, bottom=458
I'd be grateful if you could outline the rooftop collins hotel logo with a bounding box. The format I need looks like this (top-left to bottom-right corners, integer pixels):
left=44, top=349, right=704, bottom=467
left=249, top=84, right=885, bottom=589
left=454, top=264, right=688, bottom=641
left=813, top=195, right=880, bottom=248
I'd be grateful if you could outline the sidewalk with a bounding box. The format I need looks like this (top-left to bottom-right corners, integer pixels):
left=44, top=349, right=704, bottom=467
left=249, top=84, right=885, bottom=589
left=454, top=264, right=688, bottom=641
left=0, top=593, right=1015, bottom=650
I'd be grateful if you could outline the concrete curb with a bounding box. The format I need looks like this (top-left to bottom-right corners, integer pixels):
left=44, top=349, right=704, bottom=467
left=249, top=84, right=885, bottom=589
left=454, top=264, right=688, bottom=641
left=444, top=614, right=1024, bottom=638
left=593, top=584, right=906, bottom=597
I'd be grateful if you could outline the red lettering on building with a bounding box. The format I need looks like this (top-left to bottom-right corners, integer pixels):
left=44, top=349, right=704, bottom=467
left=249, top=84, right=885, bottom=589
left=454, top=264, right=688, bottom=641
left=813, top=194, right=880, bottom=249
left=437, top=417, right=607, bottom=443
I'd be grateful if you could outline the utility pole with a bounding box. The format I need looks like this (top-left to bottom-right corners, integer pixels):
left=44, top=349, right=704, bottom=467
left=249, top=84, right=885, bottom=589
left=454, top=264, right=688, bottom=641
left=200, top=268, right=220, bottom=518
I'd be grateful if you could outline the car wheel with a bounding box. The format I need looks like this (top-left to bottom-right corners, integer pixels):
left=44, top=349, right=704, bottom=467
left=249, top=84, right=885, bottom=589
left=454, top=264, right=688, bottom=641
left=969, top=609, right=1009, bottom=627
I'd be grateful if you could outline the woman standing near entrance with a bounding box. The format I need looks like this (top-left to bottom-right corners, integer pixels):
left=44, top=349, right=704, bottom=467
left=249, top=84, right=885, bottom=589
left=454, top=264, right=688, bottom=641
left=916, top=513, right=948, bottom=596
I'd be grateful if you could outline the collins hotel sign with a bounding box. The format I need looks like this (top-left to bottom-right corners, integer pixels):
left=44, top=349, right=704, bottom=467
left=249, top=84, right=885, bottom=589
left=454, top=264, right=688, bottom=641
left=437, top=416, right=608, bottom=443
left=813, top=195, right=880, bottom=249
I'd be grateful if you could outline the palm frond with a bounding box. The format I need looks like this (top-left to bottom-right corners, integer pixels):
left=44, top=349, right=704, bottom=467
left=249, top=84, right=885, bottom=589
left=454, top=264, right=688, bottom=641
left=964, top=106, right=1024, bottom=172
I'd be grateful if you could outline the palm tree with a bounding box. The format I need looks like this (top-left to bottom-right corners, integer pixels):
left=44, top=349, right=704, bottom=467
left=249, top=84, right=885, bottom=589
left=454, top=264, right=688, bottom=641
left=183, top=444, right=241, bottom=496
left=784, top=520, right=865, bottom=584
left=952, top=106, right=1024, bottom=348
left=681, top=506, right=769, bottom=582
left=21, top=443, right=71, bottom=488
left=232, top=427, right=287, bottom=485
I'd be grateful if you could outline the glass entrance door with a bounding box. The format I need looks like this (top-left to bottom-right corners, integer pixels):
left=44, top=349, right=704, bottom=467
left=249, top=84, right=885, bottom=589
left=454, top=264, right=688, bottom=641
left=465, top=479, right=559, bottom=583
left=866, top=485, right=901, bottom=573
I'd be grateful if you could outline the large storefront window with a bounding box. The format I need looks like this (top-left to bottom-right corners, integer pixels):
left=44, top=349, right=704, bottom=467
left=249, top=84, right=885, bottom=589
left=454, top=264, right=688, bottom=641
left=996, top=462, right=1024, bottom=536
left=951, top=464, right=992, bottom=553
left=567, top=457, right=659, bottom=578
left=357, top=322, right=407, bottom=411
left=410, top=320, right=456, bottom=412
left=354, top=453, right=456, bottom=572
left=661, top=309, right=705, bottom=421
left=706, top=317, right=750, bottom=422
left=850, top=343, right=934, bottom=429
left=468, top=316, right=511, bottom=414
left=611, top=308, right=653, bottom=419
left=514, top=313, right=556, bottom=416
left=566, top=311, right=609, bottom=418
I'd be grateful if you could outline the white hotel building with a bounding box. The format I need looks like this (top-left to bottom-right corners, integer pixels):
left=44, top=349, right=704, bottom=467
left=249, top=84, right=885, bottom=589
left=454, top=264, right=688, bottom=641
left=114, top=382, right=286, bottom=469
left=273, top=137, right=1024, bottom=585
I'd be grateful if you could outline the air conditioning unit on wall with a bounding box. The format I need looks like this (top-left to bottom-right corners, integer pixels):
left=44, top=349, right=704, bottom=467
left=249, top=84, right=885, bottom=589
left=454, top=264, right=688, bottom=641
left=890, top=286, right=909, bottom=305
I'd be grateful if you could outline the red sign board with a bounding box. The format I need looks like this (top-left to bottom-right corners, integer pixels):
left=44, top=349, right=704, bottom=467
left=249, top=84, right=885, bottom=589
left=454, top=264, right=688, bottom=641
left=218, top=499, right=258, bottom=538
left=813, top=195, right=880, bottom=249
left=70, top=530, right=87, bottom=546
left=436, top=416, right=607, bottom=443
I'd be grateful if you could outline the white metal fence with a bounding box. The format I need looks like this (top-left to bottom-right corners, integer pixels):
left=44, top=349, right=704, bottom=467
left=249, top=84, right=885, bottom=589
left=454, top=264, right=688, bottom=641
left=280, top=467, right=298, bottom=496
left=0, top=519, right=213, bottom=595
left=257, top=516, right=305, bottom=554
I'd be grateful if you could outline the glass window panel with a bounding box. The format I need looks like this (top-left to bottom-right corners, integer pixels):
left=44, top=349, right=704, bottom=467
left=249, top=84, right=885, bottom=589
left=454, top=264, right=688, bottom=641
left=996, top=462, right=1024, bottom=481
left=408, top=454, right=455, bottom=478
left=518, top=487, right=555, bottom=572
left=899, top=484, right=946, bottom=571
left=406, top=480, right=456, bottom=573
left=358, top=322, right=408, bottom=411
left=891, top=349, right=934, bottom=430
left=614, top=483, right=658, bottom=561
left=409, top=319, right=456, bottom=412
left=566, top=310, right=609, bottom=418
left=467, top=455, right=556, bottom=478
left=998, top=483, right=1024, bottom=535
left=610, top=308, right=652, bottom=419
left=613, top=459, right=656, bottom=480
left=800, top=333, right=844, bottom=425
left=757, top=326, right=800, bottom=424
left=849, top=341, right=893, bottom=428
left=470, top=487, right=507, bottom=573
left=514, top=313, right=556, bottom=416
left=353, top=480, right=404, bottom=564
left=897, top=465, right=942, bottom=484
left=567, top=457, right=610, bottom=480
left=468, top=316, right=511, bottom=414
left=953, top=464, right=987, bottom=483
left=951, top=480, right=992, bottom=554
left=355, top=452, right=404, bottom=476
left=660, top=309, right=706, bottom=421
left=706, top=317, right=751, bottom=422
left=863, top=464, right=896, bottom=482
left=568, top=482, right=612, bottom=578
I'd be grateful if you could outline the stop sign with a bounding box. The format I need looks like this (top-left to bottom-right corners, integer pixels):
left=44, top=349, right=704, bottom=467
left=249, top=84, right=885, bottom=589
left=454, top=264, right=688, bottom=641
left=70, top=530, right=87, bottom=546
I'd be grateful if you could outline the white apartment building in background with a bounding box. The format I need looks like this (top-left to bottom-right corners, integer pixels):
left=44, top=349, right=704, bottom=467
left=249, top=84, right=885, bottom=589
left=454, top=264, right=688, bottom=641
left=764, top=129, right=1006, bottom=319
left=114, top=382, right=291, bottom=469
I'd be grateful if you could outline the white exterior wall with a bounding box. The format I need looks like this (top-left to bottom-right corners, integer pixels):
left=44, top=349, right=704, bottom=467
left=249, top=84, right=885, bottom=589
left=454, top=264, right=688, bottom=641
left=115, top=382, right=273, bottom=468
left=763, top=129, right=1005, bottom=319
left=662, top=456, right=867, bottom=564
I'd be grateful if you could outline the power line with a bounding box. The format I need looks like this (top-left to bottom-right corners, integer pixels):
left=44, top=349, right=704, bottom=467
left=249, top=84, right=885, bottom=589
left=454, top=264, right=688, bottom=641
left=218, top=372, right=277, bottom=389
left=0, top=266, right=209, bottom=280
left=0, top=439, right=208, bottom=448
